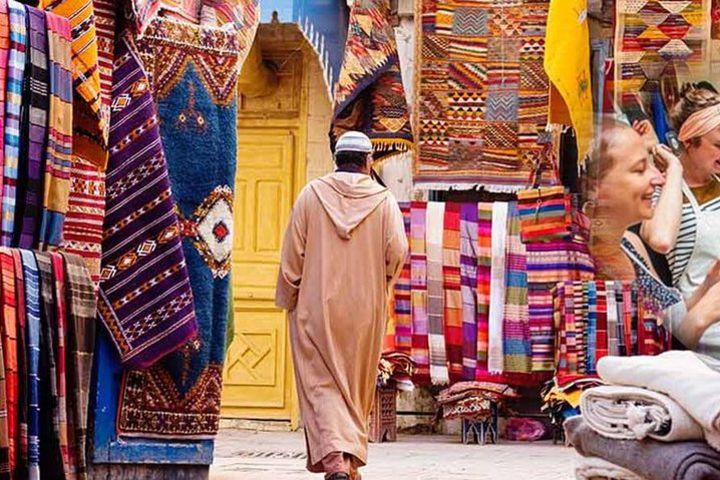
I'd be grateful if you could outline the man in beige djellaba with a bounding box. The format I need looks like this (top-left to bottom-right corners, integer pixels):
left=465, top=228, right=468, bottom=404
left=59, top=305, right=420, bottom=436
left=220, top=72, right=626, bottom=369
left=276, top=131, right=409, bottom=480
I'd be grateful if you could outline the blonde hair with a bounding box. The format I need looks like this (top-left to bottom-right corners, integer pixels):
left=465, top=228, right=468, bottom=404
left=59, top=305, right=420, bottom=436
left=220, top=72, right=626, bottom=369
left=581, top=118, right=634, bottom=207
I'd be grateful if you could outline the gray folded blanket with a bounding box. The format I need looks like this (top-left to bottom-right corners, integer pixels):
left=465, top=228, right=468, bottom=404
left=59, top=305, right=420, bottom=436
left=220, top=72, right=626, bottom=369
left=565, top=416, right=720, bottom=480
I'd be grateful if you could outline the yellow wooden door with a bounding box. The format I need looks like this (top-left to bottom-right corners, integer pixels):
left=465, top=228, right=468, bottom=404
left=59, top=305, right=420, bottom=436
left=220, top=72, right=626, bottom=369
left=221, top=128, right=298, bottom=424
left=221, top=33, right=308, bottom=427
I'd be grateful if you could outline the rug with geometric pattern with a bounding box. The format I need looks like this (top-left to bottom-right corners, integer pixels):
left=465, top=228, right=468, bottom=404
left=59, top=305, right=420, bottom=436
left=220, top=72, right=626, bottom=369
left=414, top=0, right=554, bottom=192
left=614, top=0, right=710, bottom=107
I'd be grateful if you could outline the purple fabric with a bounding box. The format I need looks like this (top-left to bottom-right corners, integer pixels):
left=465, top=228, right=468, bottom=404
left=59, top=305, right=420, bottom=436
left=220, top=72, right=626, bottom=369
left=460, top=203, right=478, bottom=380
left=97, top=36, right=198, bottom=367
left=16, top=6, right=48, bottom=249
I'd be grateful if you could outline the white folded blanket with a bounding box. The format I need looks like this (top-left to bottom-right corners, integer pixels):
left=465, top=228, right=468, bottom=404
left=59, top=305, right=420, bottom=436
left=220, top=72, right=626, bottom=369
left=575, top=456, right=645, bottom=480
left=580, top=385, right=704, bottom=443
left=597, top=351, right=720, bottom=450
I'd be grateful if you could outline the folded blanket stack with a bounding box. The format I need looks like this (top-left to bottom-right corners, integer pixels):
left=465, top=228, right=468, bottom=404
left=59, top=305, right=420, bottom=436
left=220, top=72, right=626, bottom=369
left=378, top=352, right=416, bottom=392
left=436, top=381, right=518, bottom=421
left=566, top=351, right=720, bottom=480
left=566, top=416, right=720, bottom=480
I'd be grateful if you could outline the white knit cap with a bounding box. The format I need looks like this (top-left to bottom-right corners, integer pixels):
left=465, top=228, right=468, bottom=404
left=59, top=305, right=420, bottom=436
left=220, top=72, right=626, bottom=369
left=335, top=131, right=373, bottom=153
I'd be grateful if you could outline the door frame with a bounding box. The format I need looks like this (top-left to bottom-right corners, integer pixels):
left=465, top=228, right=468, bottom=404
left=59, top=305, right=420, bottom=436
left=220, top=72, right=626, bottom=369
left=222, top=27, right=312, bottom=429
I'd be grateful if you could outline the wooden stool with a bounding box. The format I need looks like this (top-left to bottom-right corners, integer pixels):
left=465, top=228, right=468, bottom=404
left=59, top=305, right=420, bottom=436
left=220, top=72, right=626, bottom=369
left=369, top=386, right=397, bottom=443
left=461, top=402, right=499, bottom=445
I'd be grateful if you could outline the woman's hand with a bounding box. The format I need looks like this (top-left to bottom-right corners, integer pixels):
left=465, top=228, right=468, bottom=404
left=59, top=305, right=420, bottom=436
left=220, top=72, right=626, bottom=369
left=652, top=144, right=683, bottom=174
left=686, top=260, right=720, bottom=311
left=683, top=281, right=720, bottom=348
left=633, top=119, right=659, bottom=152
left=703, top=260, right=720, bottom=289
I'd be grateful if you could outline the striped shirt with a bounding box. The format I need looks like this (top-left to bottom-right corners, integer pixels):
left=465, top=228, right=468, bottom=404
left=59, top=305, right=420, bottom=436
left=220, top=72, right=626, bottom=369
left=667, top=192, right=720, bottom=286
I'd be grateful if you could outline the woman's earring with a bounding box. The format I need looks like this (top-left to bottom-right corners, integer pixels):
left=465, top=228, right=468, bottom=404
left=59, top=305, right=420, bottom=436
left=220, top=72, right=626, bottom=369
left=582, top=200, right=596, bottom=216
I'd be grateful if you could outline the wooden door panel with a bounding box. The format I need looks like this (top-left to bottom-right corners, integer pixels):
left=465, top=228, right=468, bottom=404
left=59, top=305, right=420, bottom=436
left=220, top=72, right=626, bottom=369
left=222, top=127, right=297, bottom=421
left=233, top=128, right=295, bottom=300
left=222, top=306, right=289, bottom=412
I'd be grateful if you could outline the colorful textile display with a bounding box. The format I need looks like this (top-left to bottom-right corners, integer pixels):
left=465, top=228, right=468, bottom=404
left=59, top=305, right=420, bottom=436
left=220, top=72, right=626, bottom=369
left=393, top=202, right=412, bottom=354
left=117, top=17, right=243, bottom=439
left=39, top=0, right=105, bottom=138
left=443, top=202, right=463, bottom=382
left=387, top=200, right=596, bottom=387
left=713, top=0, right=720, bottom=75
left=0, top=1, right=9, bottom=209
left=460, top=203, right=478, bottom=381
left=131, top=0, right=260, bottom=37
left=544, top=0, right=594, bottom=159
left=17, top=6, right=49, bottom=251
left=414, top=0, right=554, bottom=190
left=0, top=250, right=94, bottom=479
left=426, top=201, right=448, bottom=385
left=19, top=251, right=40, bottom=479
left=410, top=201, right=429, bottom=384
left=40, top=13, right=73, bottom=250
left=504, top=417, right=547, bottom=442
left=98, top=35, right=197, bottom=368
left=331, top=0, right=413, bottom=161
left=41, top=0, right=117, bottom=284
left=437, top=381, right=518, bottom=420
left=476, top=203, right=492, bottom=375
left=488, top=202, right=508, bottom=374
left=377, top=352, right=415, bottom=392
left=516, top=186, right=572, bottom=243
left=11, top=249, right=26, bottom=472
left=60, top=157, right=105, bottom=284
left=614, top=0, right=710, bottom=108
left=554, top=281, right=669, bottom=376
left=526, top=232, right=597, bottom=374
left=502, top=203, right=531, bottom=373
left=61, top=253, right=95, bottom=478
left=0, top=250, right=17, bottom=475
left=3, top=1, right=26, bottom=248
left=541, top=375, right=603, bottom=430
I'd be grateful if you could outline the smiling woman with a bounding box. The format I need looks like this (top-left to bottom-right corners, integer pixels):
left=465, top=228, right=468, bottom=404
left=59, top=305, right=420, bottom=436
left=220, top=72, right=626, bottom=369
left=583, top=118, right=720, bottom=371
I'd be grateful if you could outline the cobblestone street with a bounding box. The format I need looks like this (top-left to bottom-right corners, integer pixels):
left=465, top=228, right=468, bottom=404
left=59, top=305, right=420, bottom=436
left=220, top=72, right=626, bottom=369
left=211, top=429, right=577, bottom=479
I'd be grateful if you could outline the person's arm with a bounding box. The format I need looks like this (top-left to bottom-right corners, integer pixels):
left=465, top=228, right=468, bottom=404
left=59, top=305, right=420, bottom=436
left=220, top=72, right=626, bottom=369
left=275, top=192, right=308, bottom=311
left=675, top=281, right=720, bottom=349
left=639, top=145, right=684, bottom=254
left=384, top=196, right=409, bottom=288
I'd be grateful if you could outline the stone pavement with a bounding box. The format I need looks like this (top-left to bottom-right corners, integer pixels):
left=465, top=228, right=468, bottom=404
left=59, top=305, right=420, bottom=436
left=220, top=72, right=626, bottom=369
left=211, top=429, right=578, bottom=479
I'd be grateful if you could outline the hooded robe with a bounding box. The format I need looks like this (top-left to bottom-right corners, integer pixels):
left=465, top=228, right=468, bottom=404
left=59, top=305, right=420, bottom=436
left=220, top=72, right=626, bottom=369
left=276, top=171, right=408, bottom=471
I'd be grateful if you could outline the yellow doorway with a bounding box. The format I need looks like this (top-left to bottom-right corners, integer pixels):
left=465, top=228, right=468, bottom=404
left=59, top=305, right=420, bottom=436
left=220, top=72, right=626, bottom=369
left=221, top=24, right=333, bottom=428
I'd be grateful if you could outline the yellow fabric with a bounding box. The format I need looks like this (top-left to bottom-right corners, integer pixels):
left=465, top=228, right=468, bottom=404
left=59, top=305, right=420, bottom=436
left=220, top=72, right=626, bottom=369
left=545, top=0, right=594, bottom=160
left=39, top=0, right=105, bottom=139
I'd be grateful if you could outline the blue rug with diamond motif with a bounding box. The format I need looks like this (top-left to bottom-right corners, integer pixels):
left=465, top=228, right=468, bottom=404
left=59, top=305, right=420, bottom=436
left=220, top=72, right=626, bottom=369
left=117, top=17, right=243, bottom=439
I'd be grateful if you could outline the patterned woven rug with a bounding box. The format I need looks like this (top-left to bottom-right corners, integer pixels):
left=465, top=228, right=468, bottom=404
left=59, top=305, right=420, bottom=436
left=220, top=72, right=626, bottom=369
left=614, top=0, right=711, bottom=108
left=414, top=0, right=554, bottom=191
left=116, top=17, right=248, bottom=439
left=331, top=0, right=413, bottom=161
left=712, top=0, right=720, bottom=75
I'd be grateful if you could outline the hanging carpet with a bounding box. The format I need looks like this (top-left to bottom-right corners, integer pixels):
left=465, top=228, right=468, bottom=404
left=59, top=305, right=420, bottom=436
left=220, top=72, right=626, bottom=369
left=614, top=0, right=711, bottom=108
left=117, top=17, right=244, bottom=439
left=97, top=34, right=197, bottom=368
left=414, top=0, right=554, bottom=191
left=331, top=0, right=413, bottom=161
